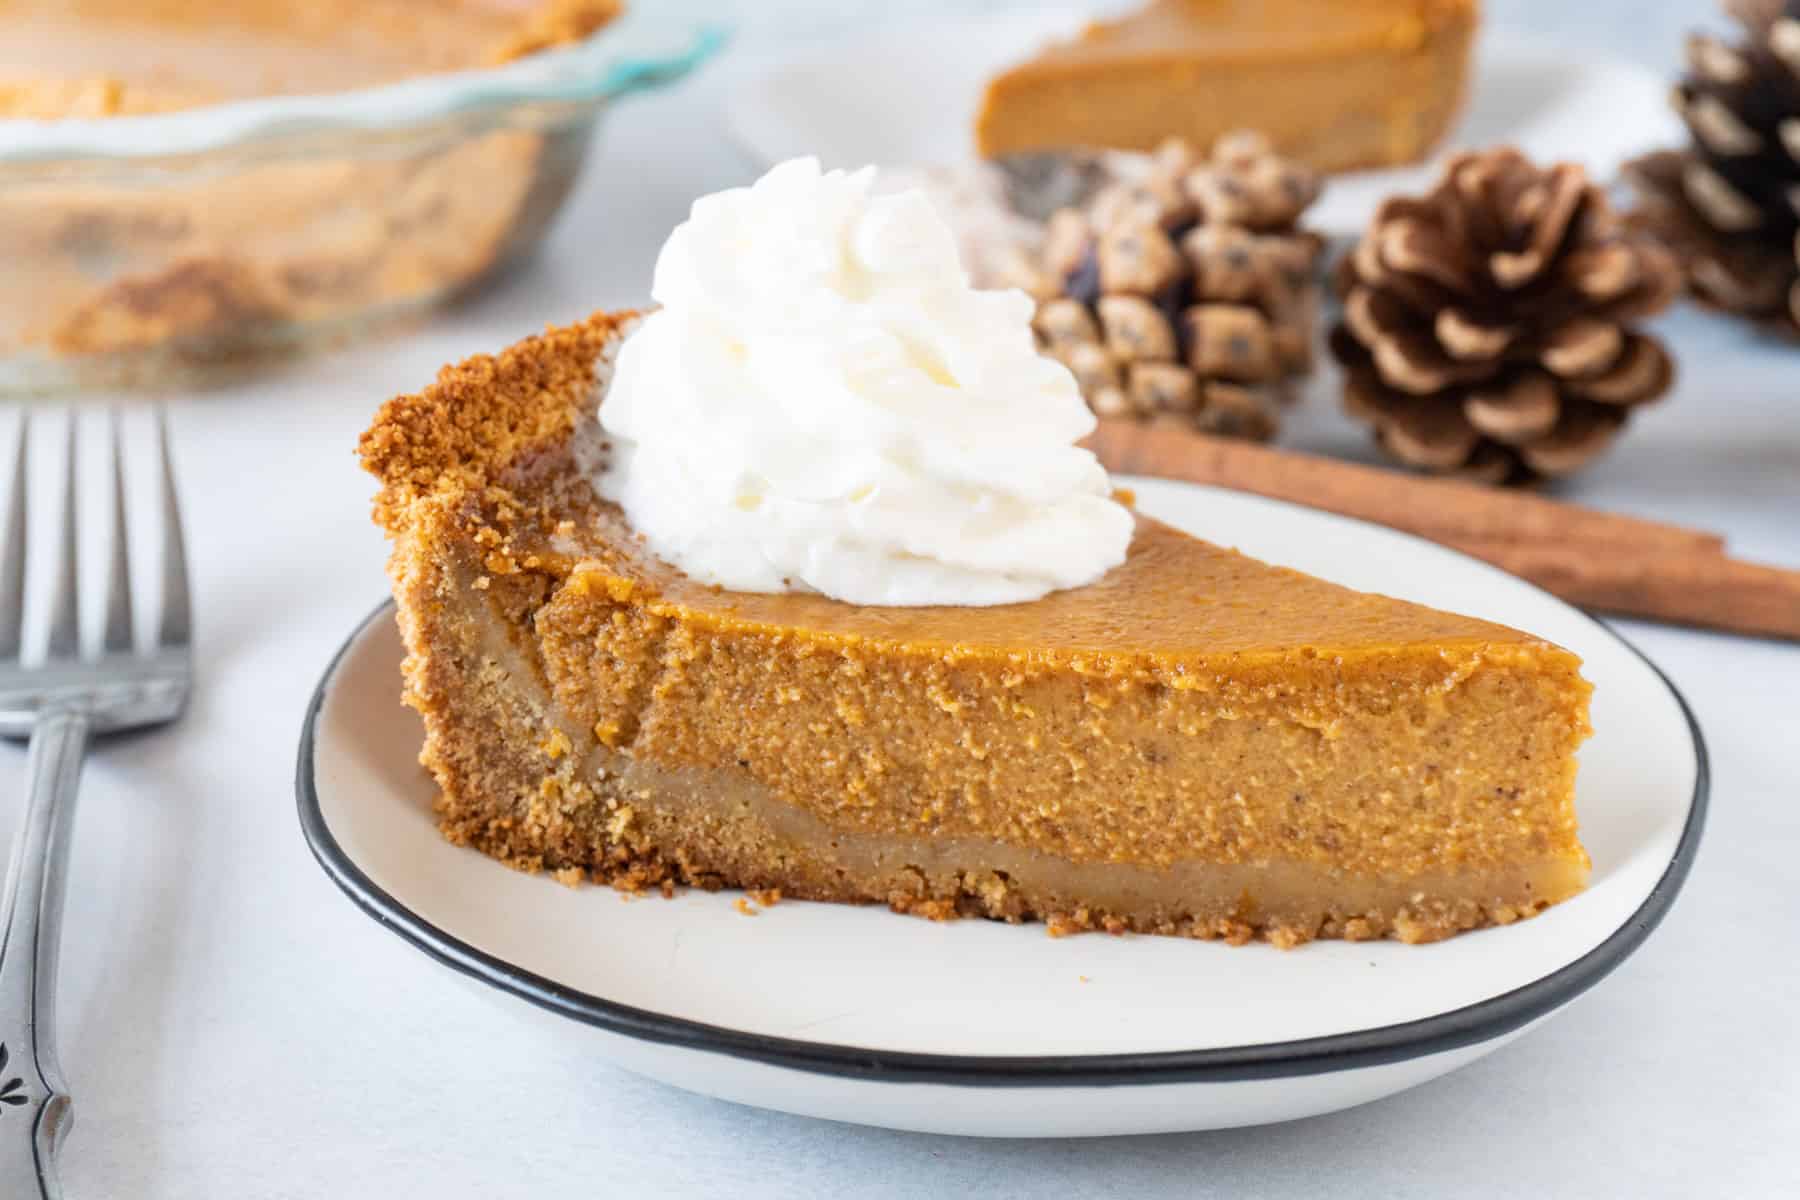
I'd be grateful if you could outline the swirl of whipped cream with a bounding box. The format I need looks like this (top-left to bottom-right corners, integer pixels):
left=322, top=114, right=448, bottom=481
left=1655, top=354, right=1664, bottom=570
left=594, top=157, right=1133, bottom=607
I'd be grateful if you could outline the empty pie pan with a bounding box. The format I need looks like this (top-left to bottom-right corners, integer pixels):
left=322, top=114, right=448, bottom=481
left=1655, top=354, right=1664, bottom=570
left=0, top=11, right=721, bottom=394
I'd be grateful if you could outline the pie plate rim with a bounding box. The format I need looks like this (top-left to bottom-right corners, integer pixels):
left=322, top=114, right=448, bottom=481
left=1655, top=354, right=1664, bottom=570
left=296, top=479, right=1707, bottom=1088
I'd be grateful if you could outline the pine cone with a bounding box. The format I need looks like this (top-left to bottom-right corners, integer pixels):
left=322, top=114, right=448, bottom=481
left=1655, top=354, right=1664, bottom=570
left=1029, top=132, right=1324, bottom=441
left=1330, top=148, right=1682, bottom=484
left=1625, top=0, right=1800, bottom=333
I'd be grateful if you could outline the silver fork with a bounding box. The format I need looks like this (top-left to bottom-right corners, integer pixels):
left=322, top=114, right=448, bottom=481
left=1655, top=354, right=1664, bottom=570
left=0, top=411, right=191, bottom=1199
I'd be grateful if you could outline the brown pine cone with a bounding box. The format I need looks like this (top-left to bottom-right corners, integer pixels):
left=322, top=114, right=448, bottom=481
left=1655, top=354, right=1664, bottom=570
left=1031, top=132, right=1323, bottom=441
left=1331, top=148, right=1682, bottom=484
left=1625, top=1, right=1800, bottom=334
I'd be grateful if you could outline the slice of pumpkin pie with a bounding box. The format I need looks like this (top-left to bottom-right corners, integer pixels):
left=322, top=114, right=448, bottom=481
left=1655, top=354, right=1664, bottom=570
left=975, top=0, right=1480, bottom=173
left=359, top=160, right=1590, bottom=946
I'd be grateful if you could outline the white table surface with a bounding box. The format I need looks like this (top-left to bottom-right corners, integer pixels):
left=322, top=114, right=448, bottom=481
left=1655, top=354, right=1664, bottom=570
left=14, top=2, right=1796, bottom=1196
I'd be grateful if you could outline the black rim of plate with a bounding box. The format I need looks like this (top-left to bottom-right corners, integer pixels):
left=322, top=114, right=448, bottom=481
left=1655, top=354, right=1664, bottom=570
left=297, top=596, right=1708, bottom=1088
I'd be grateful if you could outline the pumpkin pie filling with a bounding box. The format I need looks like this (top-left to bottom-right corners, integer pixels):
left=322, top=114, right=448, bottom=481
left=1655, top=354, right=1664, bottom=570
left=446, top=564, right=1587, bottom=947
left=361, top=310, right=1594, bottom=947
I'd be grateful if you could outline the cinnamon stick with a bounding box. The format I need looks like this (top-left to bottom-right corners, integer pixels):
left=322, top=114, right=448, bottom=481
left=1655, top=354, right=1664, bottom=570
left=1086, top=419, right=1800, bottom=641
left=1452, top=539, right=1800, bottom=642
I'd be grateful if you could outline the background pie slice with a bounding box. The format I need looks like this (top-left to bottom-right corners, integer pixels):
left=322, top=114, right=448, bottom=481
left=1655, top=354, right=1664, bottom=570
left=976, top=0, right=1480, bottom=173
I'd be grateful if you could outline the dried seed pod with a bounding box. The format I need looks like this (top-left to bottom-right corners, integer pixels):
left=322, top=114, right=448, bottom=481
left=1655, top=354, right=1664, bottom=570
left=1033, top=297, right=1101, bottom=346
left=1027, top=130, right=1322, bottom=442
left=1064, top=340, right=1123, bottom=395
left=1183, top=136, right=1321, bottom=232
left=1097, top=294, right=1179, bottom=362
left=1184, top=304, right=1278, bottom=381
left=1336, top=147, right=1681, bottom=483
left=1042, top=209, right=1094, bottom=282
left=1151, top=136, right=1201, bottom=178
left=1183, top=224, right=1264, bottom=303
left=1127, top=362, right=1201, bottom=413
left=1196, top=382, right=1280, bottom=441
left=1096, top=224, right=1184, bottom=296
left=1624, top=0, right=1800, bottom=335
left=1090, top=174, right=1195, bottom=232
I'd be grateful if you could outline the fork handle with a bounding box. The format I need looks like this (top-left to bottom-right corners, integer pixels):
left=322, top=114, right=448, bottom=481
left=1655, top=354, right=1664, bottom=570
left=0, top=708, right=89, bottom=1200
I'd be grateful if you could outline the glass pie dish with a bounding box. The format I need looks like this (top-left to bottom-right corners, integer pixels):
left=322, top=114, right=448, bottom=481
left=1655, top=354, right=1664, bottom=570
left=0, top=1, right=720, bottom=392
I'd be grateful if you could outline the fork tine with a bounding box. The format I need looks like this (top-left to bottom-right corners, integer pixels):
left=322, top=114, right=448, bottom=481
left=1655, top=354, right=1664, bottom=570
left=155, top=407, right=190, bottom=649
left=0, top=413, right=26, bottom=660
left=45, top=414, right=79, bottom=659
left=102, top=409, right=134, bottom=655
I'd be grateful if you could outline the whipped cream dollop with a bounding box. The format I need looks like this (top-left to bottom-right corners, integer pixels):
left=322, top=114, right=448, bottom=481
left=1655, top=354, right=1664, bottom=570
left=594, top=157, right=1133, bottom=607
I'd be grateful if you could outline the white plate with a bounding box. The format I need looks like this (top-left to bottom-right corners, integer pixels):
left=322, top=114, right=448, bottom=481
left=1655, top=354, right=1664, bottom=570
left=724, top=10, right=1685, bottom=235
left=298, top=478, right=1705, bottom=1137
